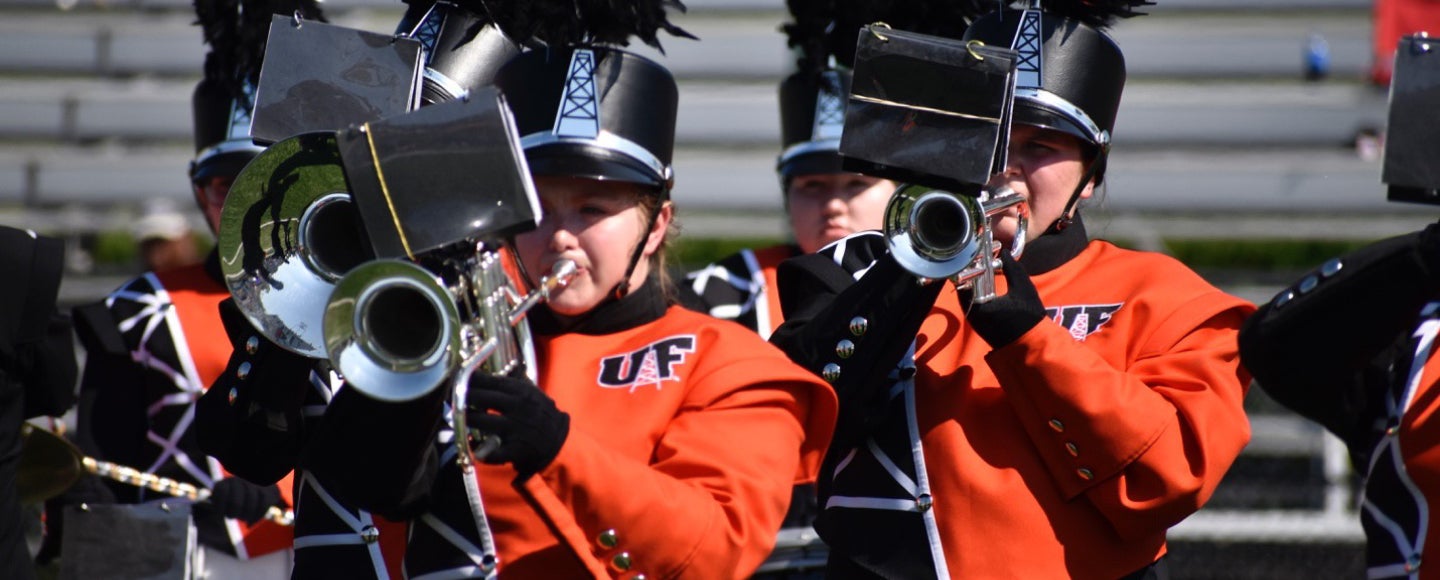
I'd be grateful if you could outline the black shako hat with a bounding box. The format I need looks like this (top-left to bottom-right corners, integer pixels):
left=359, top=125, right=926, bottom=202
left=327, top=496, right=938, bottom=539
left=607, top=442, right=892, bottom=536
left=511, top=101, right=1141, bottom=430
left=493, top=47, right=679, bottom=193
left=777, top=69, right=851, bottom=178
left=962, top=5, right=1131, bottom=150
left=775, top=0, right=981, bottom=181
left=190, top=0, right=326, bottom=182
left=394, top=0, right=524, bottom=106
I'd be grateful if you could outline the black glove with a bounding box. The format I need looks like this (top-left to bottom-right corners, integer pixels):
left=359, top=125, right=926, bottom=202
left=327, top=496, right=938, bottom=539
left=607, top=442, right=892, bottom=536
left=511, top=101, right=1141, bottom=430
left=963, top=251, right=1046, bottom=348
left=465, top=373, right=570, bottom=480
left=208, top=477, right=284, bottom=524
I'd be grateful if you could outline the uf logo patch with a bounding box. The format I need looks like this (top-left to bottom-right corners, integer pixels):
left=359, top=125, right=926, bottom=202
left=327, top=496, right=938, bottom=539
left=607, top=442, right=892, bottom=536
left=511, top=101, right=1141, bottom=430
left=598, top=335, right=696, bottom=393
left=1044, top=303, right=1123, bottom=341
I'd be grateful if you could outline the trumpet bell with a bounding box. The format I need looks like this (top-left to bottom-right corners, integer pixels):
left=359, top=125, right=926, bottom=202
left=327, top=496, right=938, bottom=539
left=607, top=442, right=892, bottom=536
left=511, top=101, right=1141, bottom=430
left=219, top=132, right=374, bottom=358
left=884, top=184, right=988, bottom=280
left=324, top=259, right=461, bottom=402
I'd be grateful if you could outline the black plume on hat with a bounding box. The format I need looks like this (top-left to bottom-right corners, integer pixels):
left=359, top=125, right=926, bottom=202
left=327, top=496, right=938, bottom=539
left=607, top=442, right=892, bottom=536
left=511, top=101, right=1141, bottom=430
left=490, top=0, right=694, bottom=192
left=190, top=0, right=325, bottom=181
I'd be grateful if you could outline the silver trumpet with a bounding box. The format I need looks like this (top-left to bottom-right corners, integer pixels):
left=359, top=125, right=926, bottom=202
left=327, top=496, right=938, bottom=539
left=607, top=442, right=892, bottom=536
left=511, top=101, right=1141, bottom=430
left=320, top=250, right=574, bottom=577
left=883, top=184, right=1028, bottom=302
left=322, top=248, right=576, bottom=403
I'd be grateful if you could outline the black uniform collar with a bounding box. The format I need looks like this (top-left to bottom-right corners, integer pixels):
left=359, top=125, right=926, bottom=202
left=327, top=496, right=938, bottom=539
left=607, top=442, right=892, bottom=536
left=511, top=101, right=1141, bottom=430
left=529, top=276, right=668, bottom=336
left=1018, top=215, right=1088, bottom=276
left=203, top=249, right=223, bottom=284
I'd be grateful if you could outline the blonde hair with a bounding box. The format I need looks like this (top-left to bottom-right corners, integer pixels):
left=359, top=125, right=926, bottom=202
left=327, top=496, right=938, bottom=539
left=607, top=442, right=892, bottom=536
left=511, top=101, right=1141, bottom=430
left=634, top=192, right=680, bottom=303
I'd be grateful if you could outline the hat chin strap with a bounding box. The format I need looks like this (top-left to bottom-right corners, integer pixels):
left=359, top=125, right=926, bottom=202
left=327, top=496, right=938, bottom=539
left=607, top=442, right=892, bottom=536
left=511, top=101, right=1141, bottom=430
left=1048, top=146, right=1106, bottom=234
left=610, top=201, right=665, bottom=301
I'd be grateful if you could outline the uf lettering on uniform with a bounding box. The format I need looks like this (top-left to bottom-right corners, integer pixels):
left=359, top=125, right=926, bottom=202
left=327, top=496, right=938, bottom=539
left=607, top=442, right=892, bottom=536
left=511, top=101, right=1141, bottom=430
left=1044, top=303, right=1123, bottom=341
left=598, top=335, right=697, bottom=393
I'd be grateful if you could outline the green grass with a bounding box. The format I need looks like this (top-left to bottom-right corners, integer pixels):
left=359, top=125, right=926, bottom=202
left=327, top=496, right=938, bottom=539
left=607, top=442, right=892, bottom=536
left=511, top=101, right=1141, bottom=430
left=1160, top=239, right=1371, bottom=270
left=671, top=236, right=788, bottom=270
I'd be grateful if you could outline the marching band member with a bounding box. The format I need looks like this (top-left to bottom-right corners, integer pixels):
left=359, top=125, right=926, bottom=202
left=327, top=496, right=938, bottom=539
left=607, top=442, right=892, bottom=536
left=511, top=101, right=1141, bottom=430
left=767, top=2, right=1255, bottom=578
left=0, top=227, right=74, bottom=580
left=682, top=9, right=897, bottom=567
left=685, top=40, right=894, bottom=340
left=66, top=1, right=320, bottom=575
left=299, top=38, right=839, bottom=579
left=1240, top=223, right=1440, bottom=580
left=195, top=1, right=526, bottom=577
left=1238, top=36, right=1440, bottom=580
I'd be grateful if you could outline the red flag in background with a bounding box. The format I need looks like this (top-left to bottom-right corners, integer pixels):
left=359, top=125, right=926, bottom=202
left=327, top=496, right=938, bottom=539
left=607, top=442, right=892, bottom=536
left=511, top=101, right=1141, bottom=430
left=1372, top=0, right=1440, bottom=86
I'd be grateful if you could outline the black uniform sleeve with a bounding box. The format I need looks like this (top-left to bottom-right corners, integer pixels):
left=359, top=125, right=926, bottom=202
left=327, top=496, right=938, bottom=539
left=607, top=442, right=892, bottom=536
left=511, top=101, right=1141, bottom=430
left=195, top=299, right=316, bottom=485
left=770, top=232, right=942, bottom=455
left=1238, top=224, right=1440, bottom=447
left=71, top=303, right=147, bottom=461
left=0, top=229, right=78, bottom=420
left=300, top=384, right=446, bottom=520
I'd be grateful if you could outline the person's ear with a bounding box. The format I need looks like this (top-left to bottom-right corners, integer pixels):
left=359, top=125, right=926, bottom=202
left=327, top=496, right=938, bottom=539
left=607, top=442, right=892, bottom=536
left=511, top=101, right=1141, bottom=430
left=642, top=201, right=674, bottom=257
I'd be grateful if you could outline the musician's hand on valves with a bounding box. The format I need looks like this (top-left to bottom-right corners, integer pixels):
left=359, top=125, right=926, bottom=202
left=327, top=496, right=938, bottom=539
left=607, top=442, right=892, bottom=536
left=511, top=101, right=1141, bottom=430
left=962, top=251, right=1045, bottom=348
left=207, top=477, right=284, bottom=524
left=465, top=373, right=570, bottom=480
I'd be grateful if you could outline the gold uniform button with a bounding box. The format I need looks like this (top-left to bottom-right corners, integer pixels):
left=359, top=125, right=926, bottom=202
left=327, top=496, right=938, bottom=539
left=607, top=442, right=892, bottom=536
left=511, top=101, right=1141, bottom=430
left=1048, top=419, right=1064, bottom=432
left=1065, top=442, right=1079, bottom=457
left=1077, top=468, right=1094, bottom=481
left=596, top=529, right=619, bottom=550
left=611, top=552, right=633, bottom=572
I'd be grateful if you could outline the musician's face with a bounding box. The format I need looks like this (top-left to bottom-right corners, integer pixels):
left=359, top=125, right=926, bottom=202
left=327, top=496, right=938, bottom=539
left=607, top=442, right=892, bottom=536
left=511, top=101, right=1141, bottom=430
left=192, top=176, right=234, bottom=234
left=989, top=125, right=1095, bottom=245
left=516, top=176, right=672, bottom=317
left=786, top=173, right=895, bottom=254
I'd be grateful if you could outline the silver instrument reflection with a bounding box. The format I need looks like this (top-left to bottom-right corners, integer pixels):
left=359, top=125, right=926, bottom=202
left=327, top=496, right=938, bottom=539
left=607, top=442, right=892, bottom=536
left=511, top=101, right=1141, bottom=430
left=883, top=184, right=1028, bottom=302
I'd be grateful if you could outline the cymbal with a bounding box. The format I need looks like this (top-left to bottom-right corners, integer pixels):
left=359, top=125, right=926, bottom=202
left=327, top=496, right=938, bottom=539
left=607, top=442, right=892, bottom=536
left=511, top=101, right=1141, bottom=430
left=17, top=424, right=82, bottom=505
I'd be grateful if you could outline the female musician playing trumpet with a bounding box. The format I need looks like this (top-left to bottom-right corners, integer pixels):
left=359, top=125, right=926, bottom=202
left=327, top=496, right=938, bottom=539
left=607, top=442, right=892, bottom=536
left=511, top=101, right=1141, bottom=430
left=317, top=46, right=835, bottom=578
left=767, top=3, right=1255, bottom=578
left=210, top=45, right=838, bottom=579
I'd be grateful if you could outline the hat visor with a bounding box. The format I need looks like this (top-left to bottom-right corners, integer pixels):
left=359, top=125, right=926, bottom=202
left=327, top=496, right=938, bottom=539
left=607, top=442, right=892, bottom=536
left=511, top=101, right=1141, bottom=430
left=525, top=143, right=665, bottom=189
left=191, top=150, right=260, bottom=182
left=1013, top=99, right=1102, bottom=147
left=778, top=151, right=845, bottom=179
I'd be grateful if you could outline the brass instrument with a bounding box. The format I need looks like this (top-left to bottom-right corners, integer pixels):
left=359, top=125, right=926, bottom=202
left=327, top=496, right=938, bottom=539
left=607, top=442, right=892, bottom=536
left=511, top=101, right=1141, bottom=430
left=218, top=132, right=373, bottom=359
left=218, top=126, right=571, bottom=574
left=884, top=184, right=1028, bottom=302
left=323, top=248, right=576, bottom=403
left=18, top=425, right=293, bottom=526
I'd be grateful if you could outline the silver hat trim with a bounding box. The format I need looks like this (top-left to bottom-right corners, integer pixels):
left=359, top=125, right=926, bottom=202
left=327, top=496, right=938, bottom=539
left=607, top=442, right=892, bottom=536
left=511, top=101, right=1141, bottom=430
left=423, top=68, right=469, bottom=102
left=1017, top=88, right=1109, bottom=146
left=777, top=138, right=841, bottom=168
left=521, top=130, right=672, bottom=183
left=194, top=138, right=266, bottom=167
